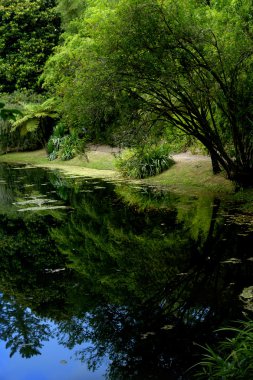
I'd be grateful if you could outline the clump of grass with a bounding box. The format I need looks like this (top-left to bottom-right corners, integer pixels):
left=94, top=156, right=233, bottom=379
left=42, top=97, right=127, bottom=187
left=194, top=320, right=253, bottom=379
left=115, top=144, right=175, bottom=179
left=47, top=123, right=87, bottom=161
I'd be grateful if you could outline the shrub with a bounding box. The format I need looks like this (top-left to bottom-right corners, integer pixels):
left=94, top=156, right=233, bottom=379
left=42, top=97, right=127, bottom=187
left=47, top=124, right=87, bottom=161
left=58, top=135, right=76, bottom=161
left=116, top=144, right=175, bottom=179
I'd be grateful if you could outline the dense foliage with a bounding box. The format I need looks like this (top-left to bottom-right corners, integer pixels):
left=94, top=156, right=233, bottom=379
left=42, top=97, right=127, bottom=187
left=2, top=0, right=253, bottom=181
left=0, top=0, right=61, bottom=92
left=41, top=0, right=253, bottom=184
left=47, top=123, right=87, bottom=160
left=0, top=101, right=20, bottom=121
left=0, top=93, right=58, bottom=152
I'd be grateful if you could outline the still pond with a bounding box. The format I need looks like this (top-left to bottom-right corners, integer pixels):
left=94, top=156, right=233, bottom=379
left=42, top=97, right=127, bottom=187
left=0, top=162, right=253, bottom=379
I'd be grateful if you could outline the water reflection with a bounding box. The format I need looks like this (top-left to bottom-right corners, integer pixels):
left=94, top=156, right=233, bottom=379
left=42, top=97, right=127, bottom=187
left=0, top=163, right=252, bottom=379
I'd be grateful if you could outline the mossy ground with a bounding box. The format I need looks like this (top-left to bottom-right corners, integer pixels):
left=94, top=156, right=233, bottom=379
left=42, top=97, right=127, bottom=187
left=0, top=148, right=235, bottom=195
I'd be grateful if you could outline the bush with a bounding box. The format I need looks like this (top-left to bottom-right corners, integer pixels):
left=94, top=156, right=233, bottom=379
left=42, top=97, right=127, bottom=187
left=116, top=144, right=175, bottom=179
left=47, top=124, right=87, bottom=161
left=195, top=320, right=253, bottom=379
left=58, top=135, right=76, bottom=161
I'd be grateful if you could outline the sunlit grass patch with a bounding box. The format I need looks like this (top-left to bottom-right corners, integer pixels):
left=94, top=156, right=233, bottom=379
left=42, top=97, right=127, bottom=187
left=143, top=160, right=235, bottom=195
left=0, top=149, right=49, bottom=165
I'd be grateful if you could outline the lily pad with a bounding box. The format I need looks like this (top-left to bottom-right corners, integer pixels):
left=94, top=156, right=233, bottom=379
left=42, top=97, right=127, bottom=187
left=220, top=258, right=242, bottom=264
left=17, top=205, right=69, bottom=212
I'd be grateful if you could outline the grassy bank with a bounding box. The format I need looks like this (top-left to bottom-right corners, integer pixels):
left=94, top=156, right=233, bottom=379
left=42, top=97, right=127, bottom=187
left=0, top=149, right=118, bottom=179
left=143, top=159, right=235, bottom=195
left=0, top=149, right=235, bottom=194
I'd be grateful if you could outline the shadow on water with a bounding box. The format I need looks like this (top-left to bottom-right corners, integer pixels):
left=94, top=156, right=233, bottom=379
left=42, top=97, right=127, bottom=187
left=0, top=163, right=252, bottom=379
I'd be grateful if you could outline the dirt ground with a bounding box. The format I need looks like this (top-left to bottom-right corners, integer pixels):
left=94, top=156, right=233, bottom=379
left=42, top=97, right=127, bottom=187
left=172, top=152, right=210, bottom=162
left=88, top=144, right=210, bottom=163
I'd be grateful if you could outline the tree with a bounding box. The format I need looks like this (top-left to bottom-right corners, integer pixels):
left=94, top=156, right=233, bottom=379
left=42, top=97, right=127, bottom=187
left=41, top=0, right=143, bottom=144
left=0, top=92, right=52, bottom=153
left=96, top=0, right=253, bottom=183
left=42, top=0, right=253, bottom=184
left=55, top=0, right=87, bottom=30
left=0, top=0, right=61, bottom=92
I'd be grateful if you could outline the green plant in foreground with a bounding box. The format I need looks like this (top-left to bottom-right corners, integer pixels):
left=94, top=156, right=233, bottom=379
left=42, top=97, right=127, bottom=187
left=116, top=144, right=175, bottom=179
left=194, top=320, right=253, bottom=379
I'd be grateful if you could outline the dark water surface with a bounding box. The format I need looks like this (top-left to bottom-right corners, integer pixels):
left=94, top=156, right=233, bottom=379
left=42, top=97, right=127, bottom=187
left=0, top=163, right=253, bottom=379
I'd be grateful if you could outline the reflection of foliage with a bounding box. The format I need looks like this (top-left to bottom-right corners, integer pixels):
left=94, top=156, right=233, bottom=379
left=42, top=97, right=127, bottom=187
left=176, top=196, right=221, bottom=248
left=0, top=214, right=72, bottom=316
left=116, top=184, right=218, bottom=248
left=60, top=305, right=190, bottom=379
left=115, top=184, right=177, bottom=211
left=49, top=179, right=253, bottom=376
left=0, top=295, right=51, bottom=358
left=51, top=183, right=192, bottom=303
left=0, top=169, right=54, bottom=215
left=0, top=164, right=253, bottom=378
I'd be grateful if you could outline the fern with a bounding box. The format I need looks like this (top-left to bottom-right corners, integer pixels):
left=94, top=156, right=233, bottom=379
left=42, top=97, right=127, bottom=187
left=11, top=98, right=59, bottom=135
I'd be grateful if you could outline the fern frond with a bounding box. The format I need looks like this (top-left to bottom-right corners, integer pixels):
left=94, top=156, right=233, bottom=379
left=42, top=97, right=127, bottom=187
left=10, top=97, right=59, bottom=135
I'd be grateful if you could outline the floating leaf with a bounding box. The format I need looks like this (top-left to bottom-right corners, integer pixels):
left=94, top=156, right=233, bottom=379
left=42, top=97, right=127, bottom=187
left=17, top=206, right=69, bottom=212
left=161, top=324, right=174, bottom=330
left=220, top=258, right=242, bottom=264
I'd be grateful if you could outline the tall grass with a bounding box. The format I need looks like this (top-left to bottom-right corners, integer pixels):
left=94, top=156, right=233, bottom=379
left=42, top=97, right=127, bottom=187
left=194, top=320, right=253, bottom=379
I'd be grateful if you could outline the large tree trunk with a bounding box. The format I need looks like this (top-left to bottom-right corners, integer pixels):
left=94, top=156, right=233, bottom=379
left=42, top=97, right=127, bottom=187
left=209, top=150, right=221, bottom=175
left=204, top=141, right=253, bottom=186
left=229, top=168, right=253, bottom=187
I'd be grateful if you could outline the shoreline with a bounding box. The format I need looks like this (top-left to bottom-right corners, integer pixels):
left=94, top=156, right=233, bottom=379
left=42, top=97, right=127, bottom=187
left=0, top=148, right=235, bottom=195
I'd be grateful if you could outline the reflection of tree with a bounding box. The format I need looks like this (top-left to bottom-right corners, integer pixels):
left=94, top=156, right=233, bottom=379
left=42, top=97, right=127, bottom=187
left=57, top=305, right=189, bottom=379
left=0, top=213, right=84, bottom=319
left=0, top=165, right=252, bottom=378
left=0, top=294, right=51, bottom=357
left=51, top=183, right=194, bottom=303
left=51, top=183, right=253, bottom=378
left=0, top=163, right=66, bottom=214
